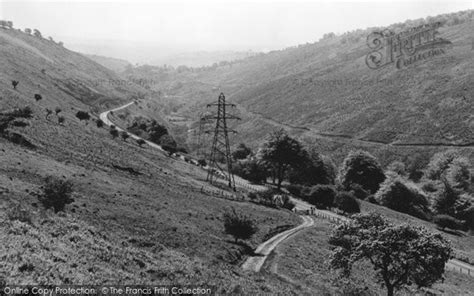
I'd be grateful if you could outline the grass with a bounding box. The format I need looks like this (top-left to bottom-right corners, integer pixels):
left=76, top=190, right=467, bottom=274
left=269, top=216, right=474, bottom=295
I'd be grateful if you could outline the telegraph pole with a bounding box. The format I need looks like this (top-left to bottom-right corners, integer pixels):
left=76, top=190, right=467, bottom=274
left=203, top=93, right=240, bottom=190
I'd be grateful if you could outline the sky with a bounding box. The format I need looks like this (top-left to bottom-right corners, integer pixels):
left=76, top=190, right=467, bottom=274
left=0, top=0, right=472, bottom=63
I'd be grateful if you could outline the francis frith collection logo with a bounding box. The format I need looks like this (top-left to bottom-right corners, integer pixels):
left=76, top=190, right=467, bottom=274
left=366, top=22, right=452, bottom=70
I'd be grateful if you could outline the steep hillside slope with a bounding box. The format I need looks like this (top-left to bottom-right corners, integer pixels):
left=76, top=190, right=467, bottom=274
left=0, top=27, right=302, bottom=293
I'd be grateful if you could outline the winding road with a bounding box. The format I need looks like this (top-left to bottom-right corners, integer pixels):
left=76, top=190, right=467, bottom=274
left=100, top=102, right=474, bottom=278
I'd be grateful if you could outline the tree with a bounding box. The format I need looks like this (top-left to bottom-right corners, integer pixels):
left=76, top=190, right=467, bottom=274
left=334, top=191, right=360, bottom=214
left=159, top=134, right=177, bottom=155
left=11, top=80, right=19, bottom=90
left=39, top=176, right=74, bottom=212
left=433, top=181, right=459, bottom=216
left=223, top=207, right=258, bottom=243
left=288, top=149, right=336, bottom=186
left=33, top=29, right=42, bottom=38
left=6, top=21, right=13, bottom=29
left=147, top=120, right=168, bottom=144
left=233, top=143, right=252, bottom=160
left=34, top=94, right=42, bottom=101
left=329, top=213, right=452, bottom=296
left=121, top=131, right=129, bottom=141
left=54, top=107, right=61, bottom=115
left=307, top=185, right=336, bottom=209
left=375, top=173, right=430, bottom=220
left=96, top=119, right=104, bottom=128
left=75, top=111, right=90, bottom=122
left=260, top=129, right=305, bottom=190
left=24, top=28, right=32, bottom=35
left=338, top=150, right=385, bottom=194
left=425, top=150, right=458, bottom=180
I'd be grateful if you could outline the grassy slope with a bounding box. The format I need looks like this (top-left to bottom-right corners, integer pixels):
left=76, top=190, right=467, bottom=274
left=0, top=28, right=301, bottom=293
left=269, top=217, right=474, bottom=295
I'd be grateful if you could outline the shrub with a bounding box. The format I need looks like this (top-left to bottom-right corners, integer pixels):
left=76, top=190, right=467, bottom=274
left=375, top=174, right=430, bottom=220
left=433, top=214, right=464, bottom=231
left=223, top=208, right=258, bottom=243
left=197, top=159, right=207, bottom=166
left=232, top=143, right=253, bottom=160
left=39, top=176, right=74, bottom=212
left=75, top=111, right=90, bottom=121
left=307, top=185, right=336, bottom=209
left=288, top=150, right=336, bottom=186
left=121, top=131, right=129, bottom=141
left=433, top=181, right=459, bottom=216
left=96, top=119, right=104, bottom=128
left=109, top=128, right=119, bottom=139
left=34, top=94, right=42, bottom=101
left=334, top=191, right=360, bottom=214
left=338, top=150, right=385, bottom=194
left=136, top=138, right=146, bottom=147
left=57, top=116, right=65, bottom=125
left=159, top=134, right=177, bottom=155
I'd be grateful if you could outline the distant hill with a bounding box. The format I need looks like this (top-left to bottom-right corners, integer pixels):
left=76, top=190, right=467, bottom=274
left=86, top=54, right=132, bottom=73
left=123, top=9, right=474, bottom=164
left=151, top=50, right=258, bottom=67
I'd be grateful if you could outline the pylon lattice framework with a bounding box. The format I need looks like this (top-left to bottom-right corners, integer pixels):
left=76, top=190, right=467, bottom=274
left=203, top=92, right=240, bottom=189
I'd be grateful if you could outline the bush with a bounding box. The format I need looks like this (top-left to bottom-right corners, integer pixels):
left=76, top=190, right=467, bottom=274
left=338, top=150, right=385, bottom=194
left=109, top=128, right=119, bottom=139
left=9, top=106, right=33, bottom=118
left=75, top=111, right=90, bottom=121
left=286, top=184, right=303, bottom=197
left=433, top=214, right=464, bottom=231
left=281, top=195, right=296, bottom=210
left=334, top=191, right=360, bottom=214
left=96, top=119, right=104, bottom=128
left=307, top=185, right=336, bottom=209
left=445, top=157, right=471, bottom=192
left=387, top=161, right=406, bottom=176
left=121, top=131, right=129, bottom=141
left=425, top=150, right=459, bottom=180
left=39, top=176, right=74, bottom=212
left=376, top=174, right=430, bottom=220
left=57, top=116, right=65, bottom=125
left=197, top=159, right=207, bottom=166
left=136, top=138, right=146, bottom=147
left=223, top=208, right=258, bottom=242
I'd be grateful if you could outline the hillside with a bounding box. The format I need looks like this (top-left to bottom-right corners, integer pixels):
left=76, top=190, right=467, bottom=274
left=0, top=26, right=305, bottom=293
left=86, top=54, right=133, bottom=73
left=122, top=10, right=474, bottom=165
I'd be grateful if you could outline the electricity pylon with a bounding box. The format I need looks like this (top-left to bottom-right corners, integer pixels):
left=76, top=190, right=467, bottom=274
left=204, top=92, right=240, bottom=190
